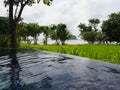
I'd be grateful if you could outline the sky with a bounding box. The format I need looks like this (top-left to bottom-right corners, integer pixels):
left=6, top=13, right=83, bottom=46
left=0, top=0, right=120, bottom=37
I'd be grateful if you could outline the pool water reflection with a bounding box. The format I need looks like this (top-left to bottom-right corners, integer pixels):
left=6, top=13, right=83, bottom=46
left=0, top=49, right=120, bottom=90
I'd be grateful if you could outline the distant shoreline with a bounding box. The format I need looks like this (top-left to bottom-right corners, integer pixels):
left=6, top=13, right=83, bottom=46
left=36, top=40, right=88, bottom=45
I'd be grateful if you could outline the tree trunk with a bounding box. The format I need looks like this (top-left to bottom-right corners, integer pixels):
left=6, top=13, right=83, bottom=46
left=9, top=22, right=17, bottom=56
left=10, top=25, right=17, bottom=49
left=61, top=41, right=65, bottom=45
left=43, top=36, right=48, bottom=45
left=55, top=40, right=60, bottom=45
left=34, top=37, right=38, bottom=44
left=9, top=0, right=17, bottom=49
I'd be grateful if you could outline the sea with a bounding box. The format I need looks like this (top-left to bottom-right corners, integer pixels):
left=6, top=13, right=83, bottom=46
left=37, top=40, right=88, bottom=45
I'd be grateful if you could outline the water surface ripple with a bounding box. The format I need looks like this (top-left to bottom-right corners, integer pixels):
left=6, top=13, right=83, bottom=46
left=0, top=50, right=120, bottom=90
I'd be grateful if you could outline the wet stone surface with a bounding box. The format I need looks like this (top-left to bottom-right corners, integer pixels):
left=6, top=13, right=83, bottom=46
left=0, top=50, right=120, bottom=90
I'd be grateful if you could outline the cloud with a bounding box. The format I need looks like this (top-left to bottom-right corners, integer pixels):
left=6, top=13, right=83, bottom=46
left=0, top=0, right=120, bottom=36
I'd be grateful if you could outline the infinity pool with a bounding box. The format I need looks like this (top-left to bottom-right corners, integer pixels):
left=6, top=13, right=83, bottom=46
left=0, top=49, right=120, bottom=90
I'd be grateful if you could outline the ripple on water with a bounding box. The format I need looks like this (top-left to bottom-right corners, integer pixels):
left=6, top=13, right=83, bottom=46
left=0, top=49, right=120, bottom=90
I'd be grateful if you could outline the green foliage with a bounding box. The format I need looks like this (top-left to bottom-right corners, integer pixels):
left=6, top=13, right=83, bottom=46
left=78, top=23, right=92, bottom=32
left=57, top=23, right=71, bottom=45
left=27, top=23, right=41, bottom=37
left=16, top=22, right=29, bottom=45
left=89, top=18, right=100, bottom=31
left=4, top=0, right=53, bottom=6
left=0, top=17, right=11, bottom=48
left=101, top=12, right=120, bottom=43
left=4, top=0, right=53, bottom=48
left=96, top=32, right=108, bottom=44
left=0, top=17, right=9, bottom=34
left=78, top=18, right=100, bottom=44
left=40, top=26, right=51, bottom=45
left=16, top=22, right=42, bottom=45
left=50, top=29, right=60, bottom=45
left=0, top=34, right=11, bottom=48
left=26, top=23, right=41, bottom=44
left=81, top=31, right=98, bottom=44
left=49, top=24, right=71, bottom=45
left=17, top=22, right=27, bottom=36
left=21, top=44, right=120, bottom=64
left=49, top=24, right=59, bottom=44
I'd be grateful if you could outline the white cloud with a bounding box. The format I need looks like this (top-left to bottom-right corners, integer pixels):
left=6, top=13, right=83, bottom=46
left=0, top=0, right=120, bottom=36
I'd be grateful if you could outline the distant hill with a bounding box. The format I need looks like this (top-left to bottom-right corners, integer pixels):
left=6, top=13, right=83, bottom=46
left=70, top=35, right=78, bottom=40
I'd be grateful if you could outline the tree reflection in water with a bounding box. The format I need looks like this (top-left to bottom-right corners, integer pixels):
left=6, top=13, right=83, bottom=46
left=9, top=49, right=25, bottom=90
left=9, top=49, right=53, bottom=90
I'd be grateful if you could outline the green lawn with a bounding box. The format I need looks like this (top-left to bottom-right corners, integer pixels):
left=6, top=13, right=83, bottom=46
left=20, top=44, right=120, bottom=64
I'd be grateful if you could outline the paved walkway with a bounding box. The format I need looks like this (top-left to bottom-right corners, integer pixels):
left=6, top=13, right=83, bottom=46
left=0, top=50, right=120, bottom=90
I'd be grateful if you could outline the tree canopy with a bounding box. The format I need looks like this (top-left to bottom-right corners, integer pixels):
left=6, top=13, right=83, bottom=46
left=89, top=18, right=100, bottom=31
left=102, top=12, right=120, bottom=43
left=78, top=18, right=100, bottom=44
left=0, top=17, right=9, bottom=34
left=0, top=17, right=10, bottom=47
left=3, top=0, right=53, bottom=48
left=26, top=23, right=41, bottom=44
left=4, top=0, right=53, bottom=21
left=57, top=23, right=71, bottom=45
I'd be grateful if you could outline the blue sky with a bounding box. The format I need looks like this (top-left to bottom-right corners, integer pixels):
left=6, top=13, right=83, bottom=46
left=0, top=0, right=120, bottom=36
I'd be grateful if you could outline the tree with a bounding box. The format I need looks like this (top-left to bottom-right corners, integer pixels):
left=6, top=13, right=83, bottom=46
left=0, top=17, right=9, bottom=34
left=101, top=12, right=120, bottom=43
left=4, top=0, right=53, bottom=48
left=16, top=22, right=29, bottom=44
left=40, top=26, right=50, bottom=45
left=78, top=23, right=92, bottom=32
left=78, top=23, right=96, bottom=44
left=57, top=23, right=71, bottom=45
left=27, top=23, right=41, bottom=44
left=49, top=24, right=60, bottom=45
left=81, top=31, right=98, bottom=44
left=0, top=17, right=10, bottom=47
left=89, top=18, right=100, bottom=31
left=78, top=19, right=100, bottom=44
left=96, top=32, right=109, bottom=44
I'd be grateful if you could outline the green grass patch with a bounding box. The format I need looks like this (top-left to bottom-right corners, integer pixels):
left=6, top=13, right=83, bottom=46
left=20, top=44, right=120, bottom=64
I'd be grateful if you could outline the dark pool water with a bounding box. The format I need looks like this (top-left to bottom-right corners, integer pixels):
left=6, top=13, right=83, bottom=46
left=0, top=49, right=120, bottom=90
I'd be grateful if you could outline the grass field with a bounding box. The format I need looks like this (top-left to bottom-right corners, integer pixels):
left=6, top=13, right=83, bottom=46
left=20, top=44, right=120, bottom=64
